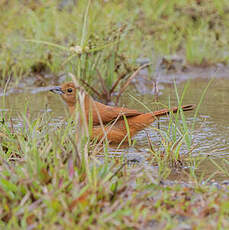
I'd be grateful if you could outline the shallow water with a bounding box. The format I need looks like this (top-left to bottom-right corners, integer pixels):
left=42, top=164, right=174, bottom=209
left=130, top=78, right=229, bottom=156
left=122, top=77, right=229, bottom=181
left=1, top=77, right=229, bottom=182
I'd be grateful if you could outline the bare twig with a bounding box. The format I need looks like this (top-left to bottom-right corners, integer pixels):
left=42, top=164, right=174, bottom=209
left=80, top=78, right=102, bottom=98
left=96, top=68, right=109, bottom=99
left=109, top=71, right=128, bottom=95
left=146, top=131, right=156, bottom=154
left=116, top=63, right=151, bottom=104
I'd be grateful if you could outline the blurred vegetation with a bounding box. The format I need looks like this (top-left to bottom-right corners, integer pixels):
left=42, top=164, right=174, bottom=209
left=0, top=0, right=229, bottom=86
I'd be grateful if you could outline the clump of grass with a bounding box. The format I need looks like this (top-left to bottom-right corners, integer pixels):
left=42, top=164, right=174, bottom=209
left=140, top=79, right=215, bottom=182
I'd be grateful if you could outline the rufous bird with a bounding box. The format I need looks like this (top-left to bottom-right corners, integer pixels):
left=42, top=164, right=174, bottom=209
left=50, top=82, right=195, bottom=144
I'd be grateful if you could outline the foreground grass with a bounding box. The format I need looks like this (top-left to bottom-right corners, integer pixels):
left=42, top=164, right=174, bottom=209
left=0, top=105, right=228, bottom=229
left=1, top=0, right=229, bottom=87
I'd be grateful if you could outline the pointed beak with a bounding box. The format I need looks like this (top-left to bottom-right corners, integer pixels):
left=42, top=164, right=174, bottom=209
left=50, top=86, right=65, bottom=95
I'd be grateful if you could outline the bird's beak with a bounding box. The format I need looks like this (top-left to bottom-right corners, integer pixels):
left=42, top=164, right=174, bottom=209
left=50, top=86, right=65, bottom=95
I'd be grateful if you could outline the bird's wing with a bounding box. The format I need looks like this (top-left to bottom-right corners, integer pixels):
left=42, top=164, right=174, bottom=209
left=89, top=100, right=143, bottom=125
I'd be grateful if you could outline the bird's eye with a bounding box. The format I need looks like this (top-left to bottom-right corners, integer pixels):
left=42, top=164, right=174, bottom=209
left=67, top=88, right=73, bottom=93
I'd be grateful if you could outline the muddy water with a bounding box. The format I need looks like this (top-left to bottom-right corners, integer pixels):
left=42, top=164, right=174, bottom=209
left=118, top=77, right=229, bottom=182
left=1, top=77, right=229, bottom=182
left=126, top=78, right=229, bottom=156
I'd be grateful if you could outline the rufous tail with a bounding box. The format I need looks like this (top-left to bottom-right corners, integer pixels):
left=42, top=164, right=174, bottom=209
left=153, top=104, right=195, bottom=117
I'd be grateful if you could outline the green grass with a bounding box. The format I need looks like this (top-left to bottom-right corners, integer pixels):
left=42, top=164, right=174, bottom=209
left=1, top=81, right=229, bottom=229
left=1, top=1, right=229, bottom=229
left=0, top=107, right=229, bottom=229
left=1, top=0, right=229, bottom=88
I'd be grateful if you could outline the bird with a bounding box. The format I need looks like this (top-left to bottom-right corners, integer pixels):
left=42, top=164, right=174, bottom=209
left=50, top=82, right=195, bottom=144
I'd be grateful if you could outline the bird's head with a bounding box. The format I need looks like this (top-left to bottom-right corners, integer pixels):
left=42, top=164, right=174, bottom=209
left=50, top=82, right=78, bottom=106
